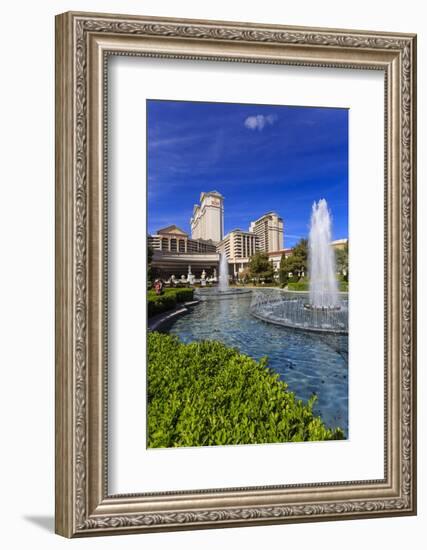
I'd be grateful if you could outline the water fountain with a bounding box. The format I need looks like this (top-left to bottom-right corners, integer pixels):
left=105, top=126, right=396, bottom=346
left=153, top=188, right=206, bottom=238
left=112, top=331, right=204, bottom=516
left=195, top=253, right=251, bottom=300
left=250, top=199, right=348, bottom=333
left=219, top=252, right=229, bottom=292
left=307, top=199, right=339, bottom=310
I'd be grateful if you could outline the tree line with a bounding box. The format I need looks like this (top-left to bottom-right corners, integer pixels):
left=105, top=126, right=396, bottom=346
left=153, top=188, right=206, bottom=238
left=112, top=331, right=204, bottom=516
left=247, top=238, right=348, bottom=285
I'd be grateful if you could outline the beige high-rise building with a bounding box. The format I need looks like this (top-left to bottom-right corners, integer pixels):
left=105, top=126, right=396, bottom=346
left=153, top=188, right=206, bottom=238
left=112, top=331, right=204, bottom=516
left=190, top=191, right=224, bottom=244
left=249, top=212, right=284, bottom=253
left=217, top=229, right=260, bottom=276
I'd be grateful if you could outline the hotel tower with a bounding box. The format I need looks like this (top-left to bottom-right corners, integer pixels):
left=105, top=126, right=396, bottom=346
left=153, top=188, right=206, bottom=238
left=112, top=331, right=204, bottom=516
left=249, top=212, right=284, bottom=253
left=190, top=191, right=224, bottom=244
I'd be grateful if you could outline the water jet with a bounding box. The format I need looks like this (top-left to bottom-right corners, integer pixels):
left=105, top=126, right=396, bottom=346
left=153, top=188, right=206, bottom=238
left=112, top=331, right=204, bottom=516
left=250, top=200, right=348, bottom=334
left=195, top=253, right=252, bottom=300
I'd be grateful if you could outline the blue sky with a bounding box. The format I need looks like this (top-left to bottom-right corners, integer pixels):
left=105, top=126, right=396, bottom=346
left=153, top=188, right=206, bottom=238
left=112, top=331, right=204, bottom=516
left=147, top=100, right=348, bottom=247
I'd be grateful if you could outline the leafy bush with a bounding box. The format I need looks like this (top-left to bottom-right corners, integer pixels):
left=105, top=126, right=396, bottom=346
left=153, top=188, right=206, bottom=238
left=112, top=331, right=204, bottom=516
left=147, top=294, right=177, bottom=317
left=174, top=281, right=189, bottom=288
left=168, top=288, right=194, bottom=302
left=147, top=332, right=344, bottom=448
left=287, top=281, right=348, bottom=292
left=147, top=288, right=195, bottom=317
left=287, top=281, right=309, bottom=291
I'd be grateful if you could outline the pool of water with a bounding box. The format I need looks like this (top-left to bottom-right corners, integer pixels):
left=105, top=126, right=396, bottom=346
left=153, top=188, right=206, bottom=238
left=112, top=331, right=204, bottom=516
left=164, top=293, right=348, bottom=436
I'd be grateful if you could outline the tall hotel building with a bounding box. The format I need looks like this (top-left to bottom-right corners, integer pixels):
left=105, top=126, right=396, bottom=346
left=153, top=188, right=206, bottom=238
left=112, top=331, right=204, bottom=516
left=249, top=212, right=284, bottom=253
left=190, top=191, right=224, bottom=244
left=217, top=229, right=260, bottom=275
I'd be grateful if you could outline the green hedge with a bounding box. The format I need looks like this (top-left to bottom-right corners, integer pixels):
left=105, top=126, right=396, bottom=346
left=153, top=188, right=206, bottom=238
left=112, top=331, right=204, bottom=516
left=168, top=288, right=194, bottom=302
left=147, top=294, right=177, bottom=318
left=287, top=281, right=349, bottom=292
left=147, top=288, right=194, bottom=318
left=147, top=332, right=344, bottom=448
left=287, top=281, right=309, bottom=291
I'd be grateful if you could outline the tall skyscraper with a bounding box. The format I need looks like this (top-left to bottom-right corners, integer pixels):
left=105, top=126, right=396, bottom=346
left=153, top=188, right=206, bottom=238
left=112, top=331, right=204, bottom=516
left=249, top=212, right=284, bottom=252
left=190, top=191, right=224, bottom=244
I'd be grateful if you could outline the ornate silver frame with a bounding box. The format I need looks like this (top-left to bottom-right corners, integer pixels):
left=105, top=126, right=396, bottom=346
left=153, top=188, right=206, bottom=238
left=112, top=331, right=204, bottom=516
left=55, top=11, right=417, bottom=537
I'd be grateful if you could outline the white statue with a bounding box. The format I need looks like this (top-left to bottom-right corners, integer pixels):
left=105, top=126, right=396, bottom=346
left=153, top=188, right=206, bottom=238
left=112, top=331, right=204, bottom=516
left=187, top=265, right=195, bottom=285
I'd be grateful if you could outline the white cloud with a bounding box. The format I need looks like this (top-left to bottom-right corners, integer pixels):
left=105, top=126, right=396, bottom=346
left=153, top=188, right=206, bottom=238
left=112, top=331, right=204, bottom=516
left=244, top=114, right=277, bottom=131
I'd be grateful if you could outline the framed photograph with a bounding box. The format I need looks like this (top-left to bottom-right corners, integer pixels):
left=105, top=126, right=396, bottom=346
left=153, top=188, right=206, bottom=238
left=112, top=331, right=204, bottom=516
left=55, top=11, right=417, bottom=537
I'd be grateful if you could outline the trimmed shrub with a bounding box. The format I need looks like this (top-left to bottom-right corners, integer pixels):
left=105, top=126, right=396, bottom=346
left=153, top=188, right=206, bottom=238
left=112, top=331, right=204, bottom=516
left=287, top=281, right=349, bottom=292
left=173, top=282, right=188, bottom=288
left=147, top=288, right=195, bottom=318
left=169, top=288, right=194, bottom=303
left=147, top=294, right=177, bottom=318
left=147, top=332, right=344, bottom=448
left=287, top=281, right=309, bottom=291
